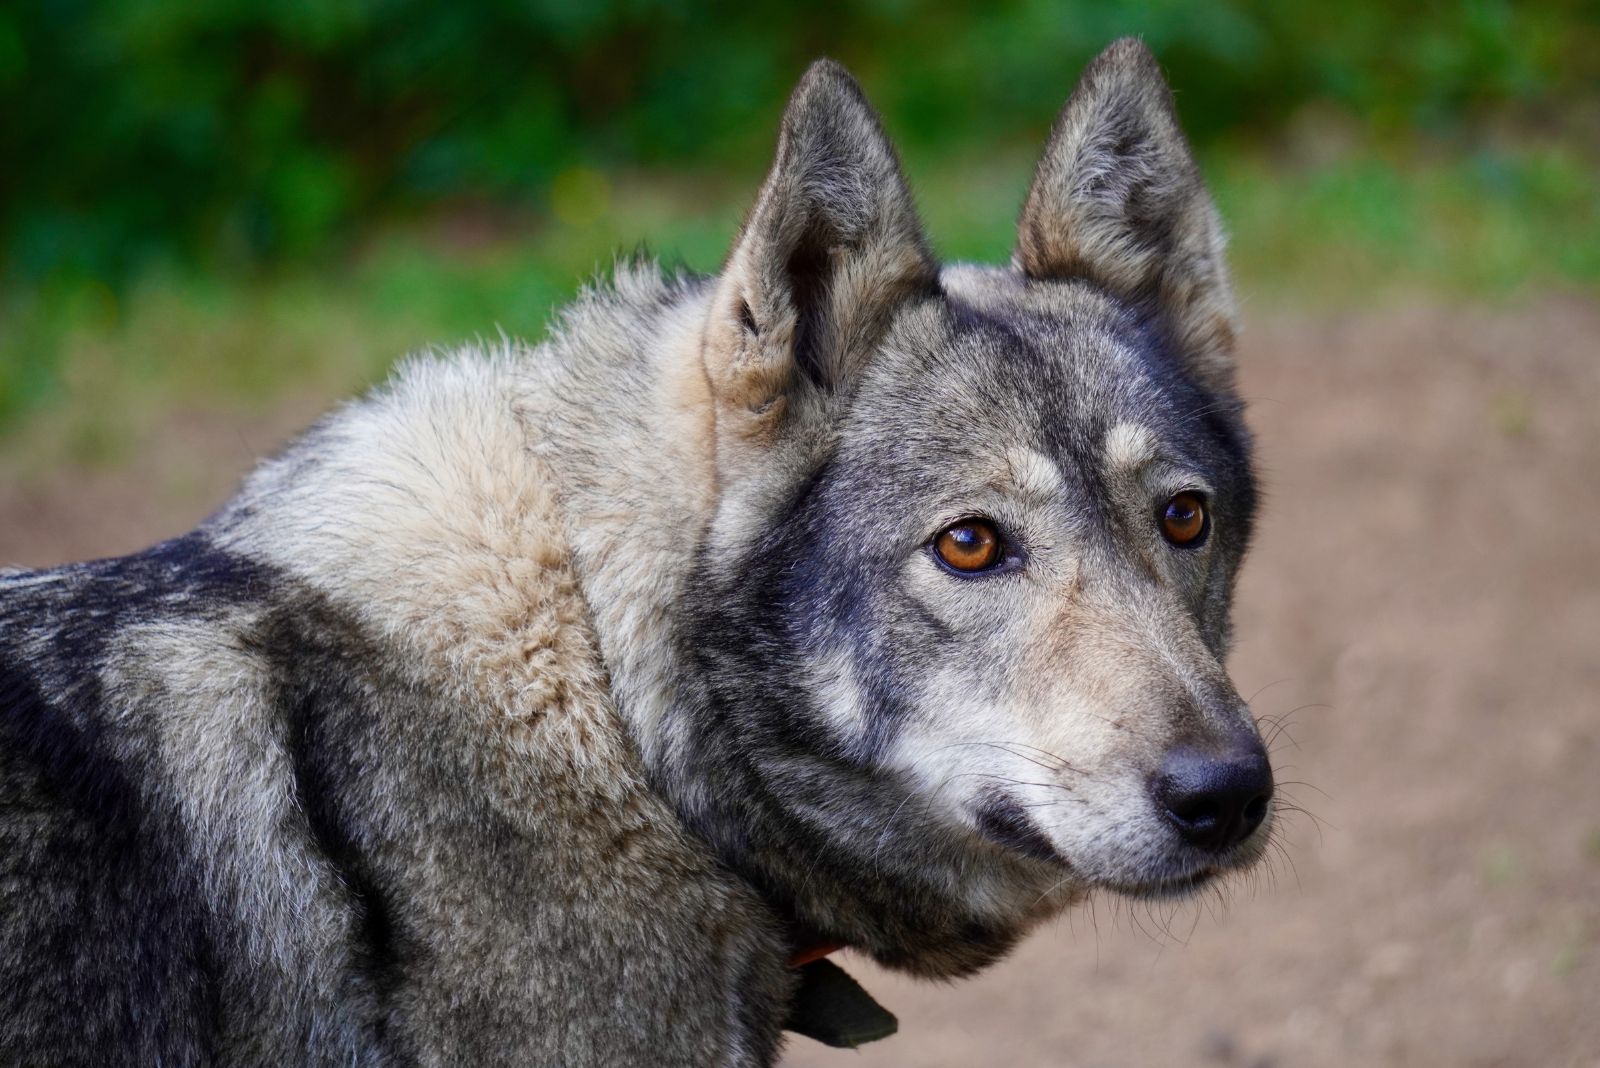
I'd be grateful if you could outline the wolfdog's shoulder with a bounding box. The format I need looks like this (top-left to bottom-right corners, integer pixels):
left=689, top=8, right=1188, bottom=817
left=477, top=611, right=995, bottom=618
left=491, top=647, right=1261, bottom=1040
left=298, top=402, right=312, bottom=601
left=0, top=287, right=792, bottom=1064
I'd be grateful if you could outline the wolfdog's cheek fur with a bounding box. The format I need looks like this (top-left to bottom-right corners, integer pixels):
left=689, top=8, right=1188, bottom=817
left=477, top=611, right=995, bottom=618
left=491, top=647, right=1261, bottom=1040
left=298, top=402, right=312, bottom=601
left=0, top=37, right=1269, bottom=1067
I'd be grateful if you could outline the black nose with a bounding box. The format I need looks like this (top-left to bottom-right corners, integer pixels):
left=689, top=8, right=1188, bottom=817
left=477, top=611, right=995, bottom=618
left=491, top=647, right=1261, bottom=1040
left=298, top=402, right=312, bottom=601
left=1151, top=743, right=1273, bottom=853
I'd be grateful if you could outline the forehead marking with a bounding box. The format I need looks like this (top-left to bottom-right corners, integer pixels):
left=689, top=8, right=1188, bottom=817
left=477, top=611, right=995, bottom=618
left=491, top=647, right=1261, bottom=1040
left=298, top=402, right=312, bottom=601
left=998, top=447, right=1065, bottom=505
left=1103, top=422, right=1157, bottom=473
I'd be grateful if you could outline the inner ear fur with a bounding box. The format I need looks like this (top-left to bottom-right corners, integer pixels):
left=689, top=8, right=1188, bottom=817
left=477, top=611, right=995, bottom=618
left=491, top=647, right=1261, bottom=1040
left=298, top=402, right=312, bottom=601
left=705, top=59, right=936, bottom=442
left=1016, top=38, right=1239, bottom=396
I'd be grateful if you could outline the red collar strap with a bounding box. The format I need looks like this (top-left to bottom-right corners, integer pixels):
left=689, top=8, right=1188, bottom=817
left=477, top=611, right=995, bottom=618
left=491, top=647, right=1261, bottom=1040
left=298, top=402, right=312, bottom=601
left=787, top=940, right=844, bottom=968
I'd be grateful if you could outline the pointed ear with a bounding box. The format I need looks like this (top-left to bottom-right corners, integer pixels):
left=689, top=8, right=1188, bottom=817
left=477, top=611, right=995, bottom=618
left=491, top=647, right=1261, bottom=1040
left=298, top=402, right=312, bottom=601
left=1016, top=38, right=1238, bottom=395
left=705, top=59, right=936, bottom=442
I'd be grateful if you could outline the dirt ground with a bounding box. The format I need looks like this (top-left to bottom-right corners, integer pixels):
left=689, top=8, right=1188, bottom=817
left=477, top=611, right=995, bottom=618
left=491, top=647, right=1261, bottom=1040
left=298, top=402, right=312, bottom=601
left=3, top=297, right=1597, bottom=1067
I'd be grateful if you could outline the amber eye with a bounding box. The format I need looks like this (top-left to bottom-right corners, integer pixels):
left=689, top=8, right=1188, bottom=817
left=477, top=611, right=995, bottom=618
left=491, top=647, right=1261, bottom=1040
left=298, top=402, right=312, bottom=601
left=1160, top=492, right=1208, bottom=546
left=933, top=519, right=1003, bottom=572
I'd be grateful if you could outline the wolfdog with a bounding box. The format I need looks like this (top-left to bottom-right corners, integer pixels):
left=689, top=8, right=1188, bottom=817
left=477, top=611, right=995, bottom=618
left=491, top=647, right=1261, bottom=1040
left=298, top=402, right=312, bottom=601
left=0, top=38, right=1272, bottom=1066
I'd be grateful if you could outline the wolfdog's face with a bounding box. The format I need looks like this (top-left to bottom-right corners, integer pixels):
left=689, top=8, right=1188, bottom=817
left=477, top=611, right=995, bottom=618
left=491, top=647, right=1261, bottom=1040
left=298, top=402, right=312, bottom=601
left=677, top=40, right=1271, bottom=976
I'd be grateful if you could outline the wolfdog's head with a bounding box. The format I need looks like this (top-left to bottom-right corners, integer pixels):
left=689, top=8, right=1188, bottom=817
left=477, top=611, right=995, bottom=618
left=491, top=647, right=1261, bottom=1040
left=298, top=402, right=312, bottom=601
left=675, top=39, right=1270, bottom=977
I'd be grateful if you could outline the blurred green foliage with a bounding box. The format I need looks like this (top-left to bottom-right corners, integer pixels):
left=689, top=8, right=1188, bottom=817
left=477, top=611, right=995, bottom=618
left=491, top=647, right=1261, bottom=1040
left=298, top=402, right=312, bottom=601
left=1, top=0, right=1597, bottom=447
left=4, top=0, right=1595, bottom=280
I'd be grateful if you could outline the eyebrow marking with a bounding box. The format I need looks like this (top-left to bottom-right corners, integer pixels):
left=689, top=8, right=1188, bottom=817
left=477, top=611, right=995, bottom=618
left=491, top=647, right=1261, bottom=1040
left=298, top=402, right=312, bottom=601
left=1102, top=422, right=1158, bottom=472
left=998, top=447, right=1064, bottom=504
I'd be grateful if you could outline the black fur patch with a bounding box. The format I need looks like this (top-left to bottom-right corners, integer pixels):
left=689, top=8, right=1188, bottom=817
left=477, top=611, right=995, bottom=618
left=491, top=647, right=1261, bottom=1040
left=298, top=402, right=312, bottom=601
left=974, top=790, right=1063, bottom=864
left=283, top=684, right=402, bottom=1013
left=0, top=564, right=235, bottom=1063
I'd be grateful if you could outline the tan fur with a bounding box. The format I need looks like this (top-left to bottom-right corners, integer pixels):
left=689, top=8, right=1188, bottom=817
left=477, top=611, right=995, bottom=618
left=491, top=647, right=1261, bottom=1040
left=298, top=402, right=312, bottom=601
left=206, top=349, right=788, bottom=1062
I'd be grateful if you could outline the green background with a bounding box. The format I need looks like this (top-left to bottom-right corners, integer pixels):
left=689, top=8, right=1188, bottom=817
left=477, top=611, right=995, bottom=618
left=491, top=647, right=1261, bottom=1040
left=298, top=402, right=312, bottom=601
left=2, top=0, right=1596, bottom=454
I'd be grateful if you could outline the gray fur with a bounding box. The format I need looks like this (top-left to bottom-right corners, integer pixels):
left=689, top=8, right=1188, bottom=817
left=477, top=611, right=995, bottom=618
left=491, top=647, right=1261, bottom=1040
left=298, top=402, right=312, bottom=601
left=0, top=39, right=1270, bottom=1065
left=1017, top=38, right=1240, bottom=395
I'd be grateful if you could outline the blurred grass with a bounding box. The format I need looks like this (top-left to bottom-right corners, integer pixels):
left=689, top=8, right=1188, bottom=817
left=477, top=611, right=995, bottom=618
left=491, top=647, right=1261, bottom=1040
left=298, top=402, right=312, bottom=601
left=3, top=1, right=1597, bottom=469
left=11, top=0, right=1594, bottom=279
left=4, top=139, right=1596, bottom=471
